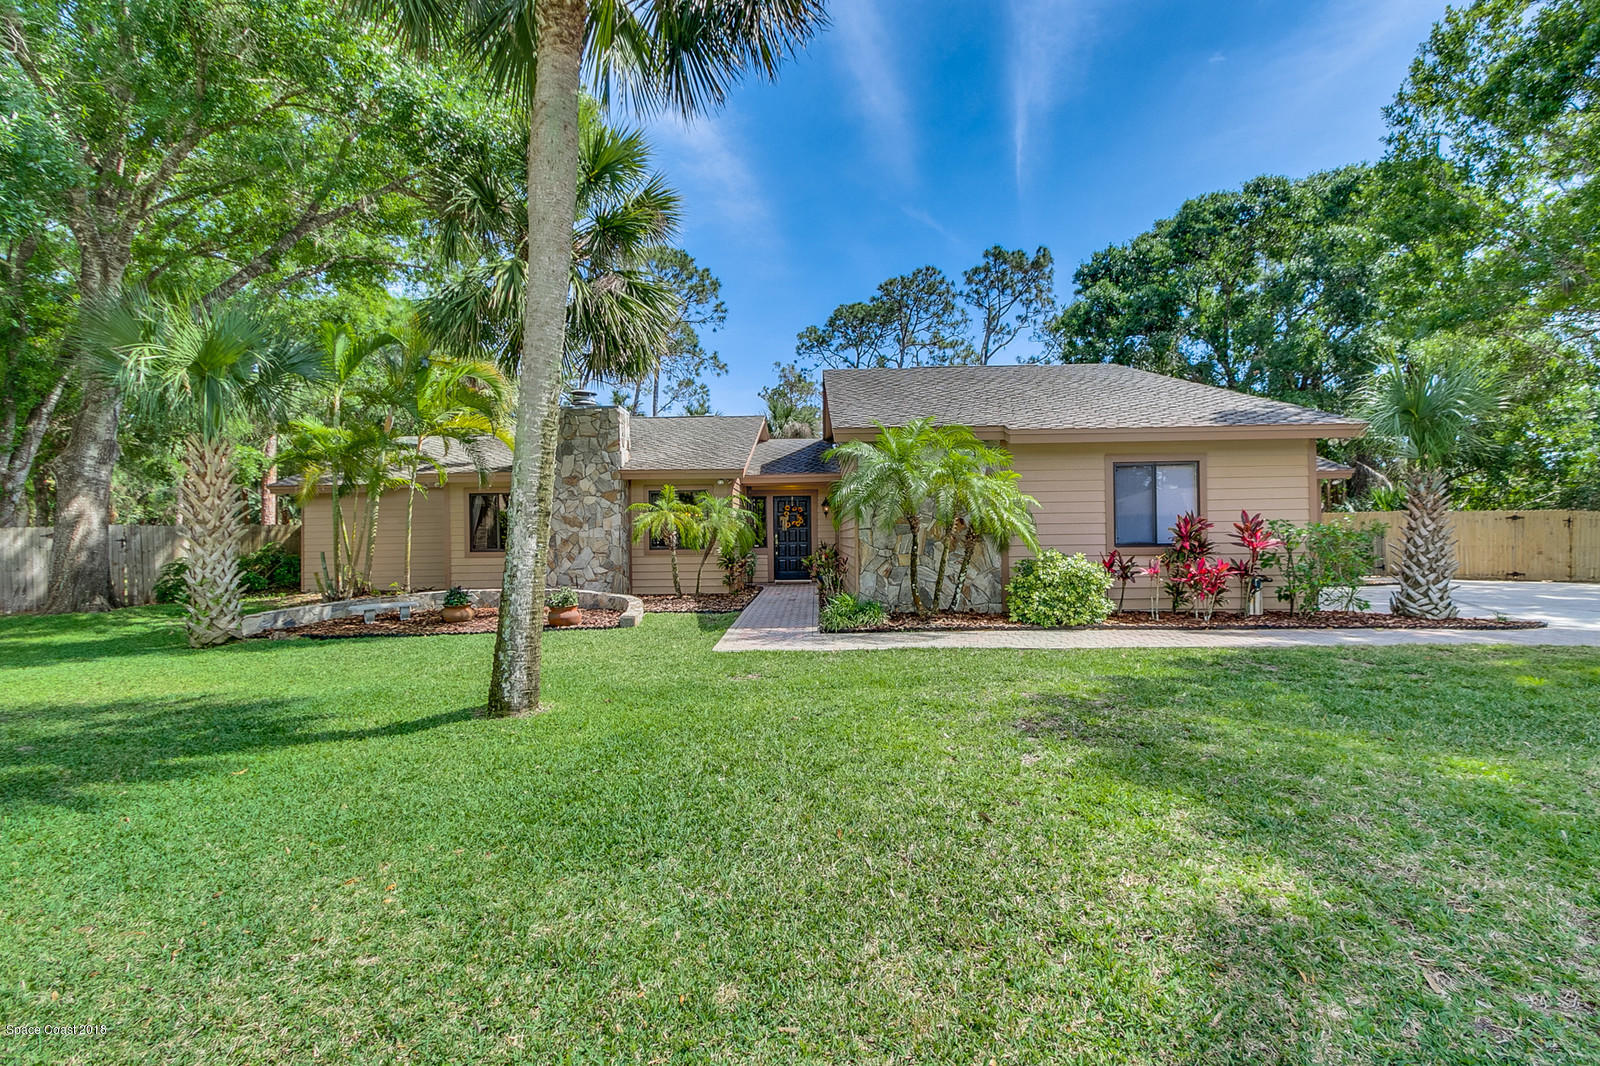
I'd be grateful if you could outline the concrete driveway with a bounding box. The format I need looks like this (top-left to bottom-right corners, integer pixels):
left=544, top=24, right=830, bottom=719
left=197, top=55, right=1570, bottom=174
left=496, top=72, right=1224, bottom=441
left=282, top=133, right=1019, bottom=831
left=1367, top=579, right=1600, bottom=632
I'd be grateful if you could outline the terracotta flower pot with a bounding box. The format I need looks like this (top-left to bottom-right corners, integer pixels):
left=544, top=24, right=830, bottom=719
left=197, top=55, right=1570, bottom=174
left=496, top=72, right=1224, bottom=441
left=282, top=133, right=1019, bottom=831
left=547, top=605, right=582, bottom=628
left=441, top=605, right=474, bottom=623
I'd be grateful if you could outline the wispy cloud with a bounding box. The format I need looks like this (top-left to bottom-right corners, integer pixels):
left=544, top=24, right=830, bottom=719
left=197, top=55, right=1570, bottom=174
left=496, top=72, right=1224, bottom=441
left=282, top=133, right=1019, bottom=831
left=1212, top=0, right=1441, bottom=162
left=645, top=113, right=781, bottom=254
left=1008, top=0, right=1105, bottom=192
left=830, top=0, right=916, bottom=183
left=901, top=205, right=960, bottom=246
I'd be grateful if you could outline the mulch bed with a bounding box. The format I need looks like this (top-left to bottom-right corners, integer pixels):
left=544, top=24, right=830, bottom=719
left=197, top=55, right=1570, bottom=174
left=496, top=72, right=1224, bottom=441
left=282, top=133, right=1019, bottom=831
left=275, top=607, right=621, bottom=640
left=641, top=590, right=760, bottom=614
left=832, top=610, right=1545, bottom=633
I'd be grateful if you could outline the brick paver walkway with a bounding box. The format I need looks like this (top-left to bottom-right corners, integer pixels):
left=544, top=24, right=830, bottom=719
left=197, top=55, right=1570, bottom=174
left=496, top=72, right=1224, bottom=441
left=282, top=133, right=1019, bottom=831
left=715, top=581, right=1600, bottom=653
left=713, top=583, right=820, bottom=651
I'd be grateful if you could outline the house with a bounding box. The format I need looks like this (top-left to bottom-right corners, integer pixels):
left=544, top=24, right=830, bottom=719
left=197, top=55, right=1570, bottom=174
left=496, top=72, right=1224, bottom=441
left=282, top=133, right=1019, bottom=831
left=282, top=363, right=1363, bottom=608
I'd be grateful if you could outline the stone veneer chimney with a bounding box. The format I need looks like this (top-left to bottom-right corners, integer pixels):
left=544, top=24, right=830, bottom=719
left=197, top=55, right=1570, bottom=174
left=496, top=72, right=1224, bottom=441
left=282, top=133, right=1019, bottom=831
left=549, top=403, right=632, bottom=593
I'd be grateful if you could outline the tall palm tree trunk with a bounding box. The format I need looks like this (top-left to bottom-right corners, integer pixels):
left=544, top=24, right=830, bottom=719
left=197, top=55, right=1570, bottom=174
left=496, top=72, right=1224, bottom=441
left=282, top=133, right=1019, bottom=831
left=669, top=536, right=683, bottom=596
left=695, top=534, right=717, bottom=596
left=1391, top=468, right=1459, bottom=619
left=950, top=532, right=979, bottom=610
left=488, top=0, right=586, bottom=717
left=179, top=436, right=244, bottom=647
left=907, top=515, right=925, bottom=615
left=931, top=535, right=952, bottom=613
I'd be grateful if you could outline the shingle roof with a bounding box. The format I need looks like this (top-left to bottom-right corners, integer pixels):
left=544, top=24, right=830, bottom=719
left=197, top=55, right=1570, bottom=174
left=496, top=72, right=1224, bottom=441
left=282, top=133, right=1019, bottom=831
left=414, top=435, right=514, bottom=473
left=822, top=364, right=1365, bottom=437
left=1316, top=456, right=1355, bottom=479
left=268, top=435, right=511, bottom=488
left=747, top=437, right=838, bottom=478
left=622, top=415, right=766, bottom=473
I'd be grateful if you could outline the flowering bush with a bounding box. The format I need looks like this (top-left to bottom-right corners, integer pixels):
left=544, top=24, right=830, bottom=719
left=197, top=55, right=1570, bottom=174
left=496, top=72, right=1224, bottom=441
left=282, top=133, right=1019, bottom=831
left=1007, top=550, right=1114, bottom=627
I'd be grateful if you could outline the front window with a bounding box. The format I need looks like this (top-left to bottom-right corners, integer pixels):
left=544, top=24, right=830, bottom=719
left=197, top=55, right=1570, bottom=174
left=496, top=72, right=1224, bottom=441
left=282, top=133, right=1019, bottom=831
left=646, top=489, right=703, bottom=549
left=743, top=495, right=767, bottom=547
left=1113, top=462, right=1198, bottom=546
left=468, top=492, right=510, bottom=552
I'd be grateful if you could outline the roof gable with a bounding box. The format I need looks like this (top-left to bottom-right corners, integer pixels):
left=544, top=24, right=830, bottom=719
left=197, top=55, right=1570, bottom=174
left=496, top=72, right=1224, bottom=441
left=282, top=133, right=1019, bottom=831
left=621, top=415, right=767, bottom=474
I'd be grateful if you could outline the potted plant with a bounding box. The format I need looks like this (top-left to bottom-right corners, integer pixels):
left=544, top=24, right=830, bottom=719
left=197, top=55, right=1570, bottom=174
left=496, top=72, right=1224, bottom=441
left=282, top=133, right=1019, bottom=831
left=545, top=586, right=581, bottom=628
left=441, top=586, right=475, bottom=623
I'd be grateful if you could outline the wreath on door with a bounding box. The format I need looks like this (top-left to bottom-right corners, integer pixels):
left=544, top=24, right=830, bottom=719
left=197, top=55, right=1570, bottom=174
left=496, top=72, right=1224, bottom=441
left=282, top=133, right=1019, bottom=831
left=779, top=502, right=807, bottom=530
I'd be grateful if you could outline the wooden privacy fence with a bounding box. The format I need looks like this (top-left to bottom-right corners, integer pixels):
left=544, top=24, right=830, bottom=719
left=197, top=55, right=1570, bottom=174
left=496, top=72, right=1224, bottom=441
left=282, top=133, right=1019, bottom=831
left=0, top=524, right=300, bottom=613
left=1343, top=510, right=1600, bottom=582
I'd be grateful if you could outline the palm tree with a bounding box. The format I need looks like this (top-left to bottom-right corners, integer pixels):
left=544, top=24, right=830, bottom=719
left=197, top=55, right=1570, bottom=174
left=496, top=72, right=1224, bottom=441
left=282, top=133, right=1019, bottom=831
left=363, top=322, right=513, bottom=590
left=359, top=0, right=826, bottom=715
left=927, top=430, right=1012, bottom=610
left=690, top=492, right=756, bottom=595
left=1359, top=340, right=1502, bottom=618
left=948, top=471, right=1040, bottom=610
left=627, top=484, right=698, bottom=596
left=85, top=295, right=317, bottom=646
left=311, top=322, right=400, bottom=595
left=421, top=101, right=681, bottom=384
left=279, top=418, right=416, bottom=599
left=826, top=419, right=952, bottom=616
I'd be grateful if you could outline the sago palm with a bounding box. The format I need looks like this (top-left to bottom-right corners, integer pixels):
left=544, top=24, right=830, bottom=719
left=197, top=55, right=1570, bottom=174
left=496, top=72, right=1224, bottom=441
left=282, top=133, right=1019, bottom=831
left=1359, top=339, right=1501, bottom=618
left=690, top=491, right=756, bottom=595
left=359, top=0, right=826, bottom=715
left=627, top=484, right=698, bottom=596
left=86, top=295, right=317, bottom=646
left=826, top=419, right=952, bottom=615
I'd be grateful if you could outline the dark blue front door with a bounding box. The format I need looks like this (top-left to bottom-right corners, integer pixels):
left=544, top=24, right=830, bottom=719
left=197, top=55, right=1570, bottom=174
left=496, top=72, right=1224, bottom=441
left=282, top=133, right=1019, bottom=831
left=773, top=495, right=811, bottom=580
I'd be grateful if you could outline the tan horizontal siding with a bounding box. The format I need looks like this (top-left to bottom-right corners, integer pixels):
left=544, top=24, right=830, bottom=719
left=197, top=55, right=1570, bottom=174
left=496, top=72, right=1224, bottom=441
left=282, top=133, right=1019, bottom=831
left=446, top=476, right=511, bottom=591
left=628, top=480, right=722, bottom=595
left=296, top=487, right=452, bottom=592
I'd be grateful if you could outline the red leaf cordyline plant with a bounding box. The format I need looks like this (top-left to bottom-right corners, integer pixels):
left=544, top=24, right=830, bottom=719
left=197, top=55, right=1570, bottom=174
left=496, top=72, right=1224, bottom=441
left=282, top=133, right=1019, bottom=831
left=1179, top=557, right=1235, bottom=620
left=1161, top=512, right=1214, bottom=612
left=1230, top=510, right=1280, bottom=615
left=1099, top=549, right=1140, bottom=612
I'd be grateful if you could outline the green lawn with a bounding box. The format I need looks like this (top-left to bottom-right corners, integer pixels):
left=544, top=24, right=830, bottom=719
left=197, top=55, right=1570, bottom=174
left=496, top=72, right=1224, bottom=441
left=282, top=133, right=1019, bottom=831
left=2, top=609, right=1598, bottom=1064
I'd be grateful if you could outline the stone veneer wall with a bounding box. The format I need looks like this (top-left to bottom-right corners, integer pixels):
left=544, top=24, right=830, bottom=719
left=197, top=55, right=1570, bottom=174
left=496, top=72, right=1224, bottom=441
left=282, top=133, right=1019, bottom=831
left=549, top=405, right=632, bottom=593
left=854, top=509, right=1005, bottom=614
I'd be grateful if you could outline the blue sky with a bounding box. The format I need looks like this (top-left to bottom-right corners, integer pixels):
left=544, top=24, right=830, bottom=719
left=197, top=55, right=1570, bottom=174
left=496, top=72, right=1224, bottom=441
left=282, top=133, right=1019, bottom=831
left=641, top=0, right=1448, bottom=414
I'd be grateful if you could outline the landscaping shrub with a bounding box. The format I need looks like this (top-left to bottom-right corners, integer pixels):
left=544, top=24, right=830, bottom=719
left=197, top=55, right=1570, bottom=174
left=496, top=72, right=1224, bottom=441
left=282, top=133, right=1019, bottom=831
left=1264, top=518, right=1383, bottom=612
left=152, top=541, right=300, bottom=604
left=239, top=542, right=299, bottom=593
left=1005, top=549, right=1114, bottom=627
left=152, top=560, right=188, bottom=604
left=819, top=593, right=888, bottom=632
left=802, top=544, right=849, bottom=597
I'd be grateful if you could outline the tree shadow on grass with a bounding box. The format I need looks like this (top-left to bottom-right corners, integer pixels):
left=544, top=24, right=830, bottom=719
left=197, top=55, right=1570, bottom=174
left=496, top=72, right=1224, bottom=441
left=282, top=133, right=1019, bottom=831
left=1010, top=647, right=1600, bottom=1061
left=0, top=694, right=477, bottom=810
